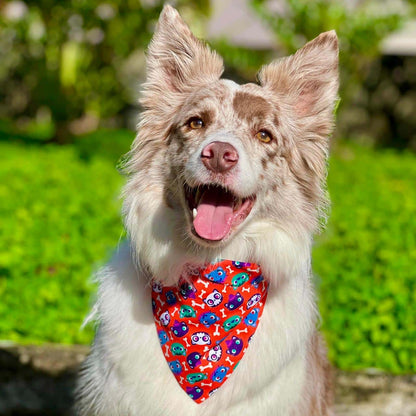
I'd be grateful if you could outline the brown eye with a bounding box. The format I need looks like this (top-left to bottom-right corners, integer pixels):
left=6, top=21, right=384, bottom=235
left=255, top=130, right=272, bottom=143
left=188, top=117, right=204, bottom=129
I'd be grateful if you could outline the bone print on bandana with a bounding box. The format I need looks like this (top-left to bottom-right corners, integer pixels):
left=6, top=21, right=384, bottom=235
left=151, top=260, right=268, bottom=403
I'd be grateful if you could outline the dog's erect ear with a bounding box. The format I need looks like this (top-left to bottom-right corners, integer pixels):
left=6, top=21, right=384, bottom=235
left=258, top=31, right=339, bottom=120
left=259, top=32, right=338, bottom=202
left=142, top=5, right=223, bottom=109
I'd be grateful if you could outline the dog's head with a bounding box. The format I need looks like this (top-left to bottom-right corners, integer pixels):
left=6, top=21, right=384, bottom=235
left=123, top=6, right=338, bottom=284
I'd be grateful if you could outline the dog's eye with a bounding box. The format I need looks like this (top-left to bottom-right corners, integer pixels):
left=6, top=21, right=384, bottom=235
left=188, top=117, right=204, bottom=129
left=255, top=130, right=272, bottom=143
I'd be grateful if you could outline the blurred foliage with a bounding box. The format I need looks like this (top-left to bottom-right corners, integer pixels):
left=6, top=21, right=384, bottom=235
left=0, top=0, right=209, bottom=140
left=314, top=142, right=416, bottom=373
left=1, top=131, right=415, bottom=374
left=249, top=0, right=407, bottom=113
left=1, top=0, right=416, bottom=147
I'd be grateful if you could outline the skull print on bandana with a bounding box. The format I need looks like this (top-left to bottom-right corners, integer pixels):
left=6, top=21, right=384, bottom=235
left=151, top=260, right=268, bottom=403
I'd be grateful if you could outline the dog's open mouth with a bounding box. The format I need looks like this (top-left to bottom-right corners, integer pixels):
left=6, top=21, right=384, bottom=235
left=184, top=184, right=255, bottom=242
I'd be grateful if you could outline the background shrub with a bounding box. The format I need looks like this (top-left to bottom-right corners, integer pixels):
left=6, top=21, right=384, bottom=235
left=0, top=0, right=209, bottom=140
left=1, top=0, right=415, bottom=147
left=0, top=130, right=132, bottom=343
left=314, top=143, right=416, bottom=373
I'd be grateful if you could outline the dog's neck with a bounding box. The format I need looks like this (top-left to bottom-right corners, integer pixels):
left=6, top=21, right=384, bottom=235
left=131, top=219, right=312, bottom=288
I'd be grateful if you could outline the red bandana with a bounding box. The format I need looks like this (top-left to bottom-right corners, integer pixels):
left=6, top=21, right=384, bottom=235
left=151, top=260, right=268, bottom=403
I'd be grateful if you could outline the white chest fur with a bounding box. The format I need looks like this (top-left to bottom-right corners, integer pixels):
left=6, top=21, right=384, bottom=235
left=77, top=242, right=315, bottom=416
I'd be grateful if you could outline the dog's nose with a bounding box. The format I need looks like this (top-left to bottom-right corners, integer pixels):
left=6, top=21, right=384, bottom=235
left=201, top=141, right=239, bottom=173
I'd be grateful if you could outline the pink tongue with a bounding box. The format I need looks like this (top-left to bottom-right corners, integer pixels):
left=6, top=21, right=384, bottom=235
left=193, top=188, right=234, bottom=241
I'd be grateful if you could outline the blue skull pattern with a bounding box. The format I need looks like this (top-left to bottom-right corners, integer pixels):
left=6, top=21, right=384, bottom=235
left=204, top=266, right=226, bottom=284
left=169, top=359, right=182, bottom=374
left=199, top=312, right=220, bottom=328
left=244, top=307, right=260, bottom=327
left=158, top=330, right=169, bottom=346
left=250, top=274, right=264, bottom=288
left=211, top=366, right=229, bottom=383
left=165, top=290, right=178, bottom=305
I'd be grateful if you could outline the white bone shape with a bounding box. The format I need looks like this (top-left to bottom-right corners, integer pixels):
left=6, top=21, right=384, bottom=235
left=225, top=357, right=234, bottom=366
left=219, top=308, right=227, bottom=318
left=201, top=382, right=213, bottom=387
left=239, top=306, right=245, bottom=315
left=164, top=344, right=169, bottom=355
left=242, top=286, right=251, bottom=293
left=200, top=280, right=210, bottom=289
left=213, top=324, right=220, bottom=336
left=198, top=289, right=207, bottom=299
left=179, top=376, right=185, bottom=384
left=199, top=362, right=213, bottom=372
left=183, top=338, right=191, bottom=348
left=187, top=320, right=199, bottom=327
left=172, top=307, right=179, bottom=316
left=156, top=294, right=165, bottom=307
left=226, top=265, right=233, bottom=274
left=247, top=267, right=260, bottom=273
left=156, top=307, right=162, bottom=317
left=236, top=328, right=248, bottom=335
left=222, top=285, right=227, bottom=293
left=191, top=300, right=205, bottom=310
left=183, top=362, right=188, bottom=372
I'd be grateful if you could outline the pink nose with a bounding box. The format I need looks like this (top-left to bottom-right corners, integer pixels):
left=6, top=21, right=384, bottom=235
left=201, top=141, right=239, bottom=173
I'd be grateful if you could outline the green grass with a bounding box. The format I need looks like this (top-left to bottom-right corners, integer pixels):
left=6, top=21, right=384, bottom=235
left=0, top=129, right=134, bottom=344
left=314, top=143, right=416, bottom=373
left=0, top=132, right=415, bottom=374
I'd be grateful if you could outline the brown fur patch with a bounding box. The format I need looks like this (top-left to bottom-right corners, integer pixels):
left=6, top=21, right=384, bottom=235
left=199, top=109, right=215, bottom=126
left=233, top=91, right=272, bottom=122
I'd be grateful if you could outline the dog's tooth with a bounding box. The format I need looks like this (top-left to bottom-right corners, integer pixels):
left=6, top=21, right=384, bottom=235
left=192, top=208, right=198, bottom=219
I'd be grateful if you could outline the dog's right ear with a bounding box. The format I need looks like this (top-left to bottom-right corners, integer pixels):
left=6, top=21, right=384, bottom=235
left=141, top=5, right=223, bottom=110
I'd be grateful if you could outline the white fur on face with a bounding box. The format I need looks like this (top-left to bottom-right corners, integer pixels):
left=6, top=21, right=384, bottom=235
left=184, top=129, right=259, bottom=198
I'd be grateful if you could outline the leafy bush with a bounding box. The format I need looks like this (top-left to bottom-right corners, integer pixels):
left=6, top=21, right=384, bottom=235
left=1, top=133, right=415, bottom=374
left=0, top=0, right=208, bottom=138
left=0, top=129, right=133, bottom=344
left=314, top=143, right=416, bottom=373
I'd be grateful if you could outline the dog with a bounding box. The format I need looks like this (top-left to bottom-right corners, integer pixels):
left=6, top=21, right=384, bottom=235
left=76, top=5, right=338, bottom=415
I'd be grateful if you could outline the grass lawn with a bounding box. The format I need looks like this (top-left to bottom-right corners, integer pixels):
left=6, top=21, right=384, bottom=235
left=1, top=130, right=415, bottom=373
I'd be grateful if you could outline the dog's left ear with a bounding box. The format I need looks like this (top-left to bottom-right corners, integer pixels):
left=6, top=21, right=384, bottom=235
left=141, top=5, right=224, bottom=110
left=258, top=31, right=339, bottom=123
